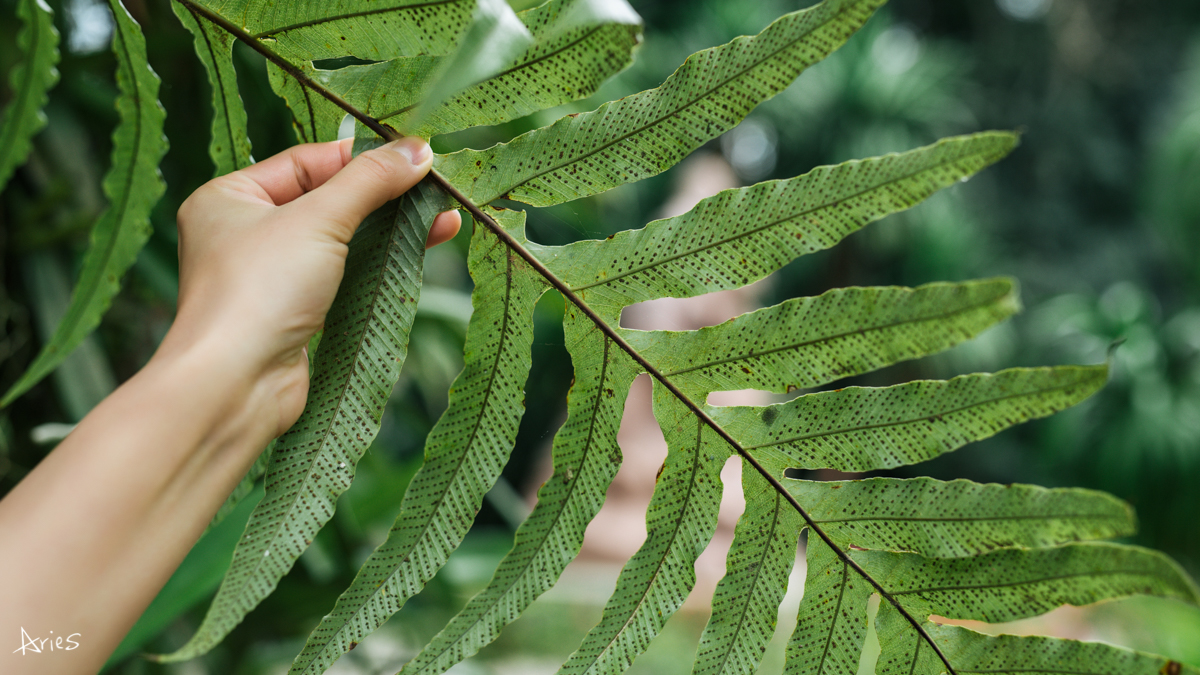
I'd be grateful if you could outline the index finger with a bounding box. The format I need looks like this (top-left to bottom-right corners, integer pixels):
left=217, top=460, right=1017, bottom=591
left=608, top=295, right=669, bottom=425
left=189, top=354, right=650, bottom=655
left=235, top=139, right=353, bottom=206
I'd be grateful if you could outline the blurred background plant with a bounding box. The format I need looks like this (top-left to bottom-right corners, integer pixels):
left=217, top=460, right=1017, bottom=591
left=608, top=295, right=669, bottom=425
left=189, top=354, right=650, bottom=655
left=2, top=0, right=1200, bottom=672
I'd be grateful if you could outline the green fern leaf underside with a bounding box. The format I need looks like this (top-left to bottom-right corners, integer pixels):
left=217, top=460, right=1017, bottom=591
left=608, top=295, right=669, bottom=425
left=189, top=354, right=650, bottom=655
left=400, top=311, right=640, bottom=675
left=156, top=0, right=1200, bottom=672
left=437, top=0, right=886, bottom=207
left=172, top=0, right=252, bottom=175
left=692, top=464, right=804, bottom=675
left=875, top=594, right=1200, bottom=675
left=158, top=182, right=445, bottom=661
left=534, top=132, right=1017, bottom=325
left=192, top=0, right=476, bottom=61
left=268, top=0, right=641, bottom=144
left=289, top=210, right=548, bottom=675
left=1, top=0, right=166, bottom=408
left=790, top=477, right=1135, bottom=558
left=0, top=0, right=59, bottom=192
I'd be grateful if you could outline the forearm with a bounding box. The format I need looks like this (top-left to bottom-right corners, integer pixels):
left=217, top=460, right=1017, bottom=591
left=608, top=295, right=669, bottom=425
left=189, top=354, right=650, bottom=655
left=0, top=342, right=278, bottom=674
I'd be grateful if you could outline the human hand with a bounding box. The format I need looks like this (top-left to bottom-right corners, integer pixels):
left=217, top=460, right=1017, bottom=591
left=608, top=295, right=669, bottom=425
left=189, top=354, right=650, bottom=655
left=159, top=137, right=461, bottom=437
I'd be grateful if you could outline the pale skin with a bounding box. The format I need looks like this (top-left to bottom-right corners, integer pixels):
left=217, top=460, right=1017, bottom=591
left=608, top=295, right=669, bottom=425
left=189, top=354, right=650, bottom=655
left=0, top=137, right=461, bottom=674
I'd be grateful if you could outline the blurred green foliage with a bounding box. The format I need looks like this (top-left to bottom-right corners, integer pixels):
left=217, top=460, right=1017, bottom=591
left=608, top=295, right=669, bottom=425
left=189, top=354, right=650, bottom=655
left=3, top=0, right=1200, bottom=671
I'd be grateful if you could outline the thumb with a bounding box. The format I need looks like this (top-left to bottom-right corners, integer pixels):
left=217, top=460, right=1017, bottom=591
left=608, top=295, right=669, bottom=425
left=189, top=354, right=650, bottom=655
left=294, top=136, right=433, bottom=243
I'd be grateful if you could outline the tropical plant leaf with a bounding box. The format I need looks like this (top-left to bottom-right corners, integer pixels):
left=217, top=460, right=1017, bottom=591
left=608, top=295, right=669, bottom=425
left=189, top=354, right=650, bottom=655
left=0, top=0, right=59, bottom=193
left=288, top=209, right=549, bottom=675
left=789, top=477, right=1136, bottom=558
left=784, top=536, right=873, bottom=675
left=267, top=0, right=641, bottom=143
left=157, top=178, right=447, bottom=661
left=186, top=0, right=477, bottom=61
left=712, top=366, right=1107, bottom=474
left=153, top=0, right=1200, bottom=672
left=557, top=389, right=730, bottom=675
left=630, top=279, right=1020, bottom=398
left=400, top=311, right=640, bottom=675
left=436, top=0, right=887, bottom=207
left=858, top=542, right=1200, bottom=624
left=534, top=132, right=1018, bottom=324
left=1, top=0, right=166, bottom=408
left=692, top=464, right=803, bottom=675
left=171, top=0, right=252, bottom=175
left=874, top=597, right=1200, bottom=675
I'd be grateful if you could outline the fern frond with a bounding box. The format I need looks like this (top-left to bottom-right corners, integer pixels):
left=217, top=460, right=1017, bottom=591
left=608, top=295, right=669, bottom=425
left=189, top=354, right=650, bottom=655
left=2, top=0, right=166, bottom=408
left=400, top=312, right=640, bottom=675
left=158, top=179, right=446, bottom=661
left=786, top=536, right=873, bottom=675
left=791, top=477, right=1136, bottom=558
left=267, top=0, right=641, bottom=143
left=288, top=209, right=549, bottom=675
left=0, top=0, right=59, bottom=192
left=171, top=0, right=252, bottom=175
left=437, top=0, right=886, bottom=206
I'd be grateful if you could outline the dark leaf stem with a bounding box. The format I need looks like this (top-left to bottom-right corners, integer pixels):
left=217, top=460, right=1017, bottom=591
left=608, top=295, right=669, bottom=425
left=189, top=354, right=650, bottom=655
left=171, top=1, right=957, bottom=670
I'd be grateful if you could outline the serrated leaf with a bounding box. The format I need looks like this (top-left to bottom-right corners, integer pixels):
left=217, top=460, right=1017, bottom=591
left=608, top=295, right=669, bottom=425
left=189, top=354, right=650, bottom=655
left=401, top=311, right=640, bottom=675
left=874, top=602, right=1200, bottom=675
left=558, top=389, right=730, bottom=675
left=789, top=477, right=1136, bottom=558
left=0, top=0, right=59, bottom=192
left=692, top=463, right=803, bottom=675
left=267, top=0, right=641, bottom=143
left=859, top=542, right=1200, bottom=624
left=437, top=0, right=886, bottom=207
left=157, top=181, right=446, bottom=661
left=1, top=0, right=166, bottom=408
left=630, top=279, right=1019, bottom=400
left=191, top=0, right=477, bottom=61
left=171, top=0, right=252, bottom=175
left=289, top=209, right=549, bottom=675
left=784, top=535, right=873, bottom=675
left=534, top=132, right=1017, bottom=324
left=714, top=366, right=1108, bottom=474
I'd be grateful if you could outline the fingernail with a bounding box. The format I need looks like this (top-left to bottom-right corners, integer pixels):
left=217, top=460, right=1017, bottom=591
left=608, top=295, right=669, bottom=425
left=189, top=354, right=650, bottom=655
left=388, top=137, right=432, bottom=165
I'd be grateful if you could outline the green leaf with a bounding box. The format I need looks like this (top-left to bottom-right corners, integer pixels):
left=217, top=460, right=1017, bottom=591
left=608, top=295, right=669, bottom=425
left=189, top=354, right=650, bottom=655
left=713, top=365, right=1108, bottom=473
left=875, top=602, right=1200, bottom=675
left=171, top=0, right=252, bottom=175
left=789, top=477, right=1136, bottom=558
left=437, top=0, right=886, bottom=207
left=629, top=279, right=1020, bottom=400
left=534, top=132, right=1018, bottom=324
left=267, top=0, right=641, bottom=143
left=1, top=0, right=166, bottom=408
left=859, top=542, right=1200, bottom=624
left=400, top=0, right=534, bottom=133
left=400, top=311, right=640, bottom=675
left=157, top=180, right=446, bottom=661
left=0, top=0, right=59, bottom=192
left=557, top=389, right=730, bottom=675
left=692, top=463, right=803, bottom=675
left=193, top=0, right=477, bottom=61
left=784, top=535, right=873, bottom=675
left=289, top=209, right=549, bottom=675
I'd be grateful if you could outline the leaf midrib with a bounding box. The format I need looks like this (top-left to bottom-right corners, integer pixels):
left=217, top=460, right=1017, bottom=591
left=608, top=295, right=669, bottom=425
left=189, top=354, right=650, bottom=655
left=891, top=567, right=1168, bottom=596
left=817, top=513, right=1126, bottom=525
left=189, top=7, right=243, bottom=172
left=474, top=0, right=855, bottom=204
